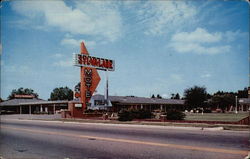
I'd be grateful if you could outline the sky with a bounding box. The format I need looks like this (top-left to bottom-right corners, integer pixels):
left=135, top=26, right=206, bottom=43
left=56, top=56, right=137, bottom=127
left=1, top=0, right=249, bottom=100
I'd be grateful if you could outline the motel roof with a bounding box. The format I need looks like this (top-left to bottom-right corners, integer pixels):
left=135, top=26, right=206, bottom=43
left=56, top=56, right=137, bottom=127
left=19, top=100, right=69, bottom=105
left=93, top=94, right=185, bottom=105
left=0, top=98, right=45, bottom=106
left=0, top=95, right=185, bottom=107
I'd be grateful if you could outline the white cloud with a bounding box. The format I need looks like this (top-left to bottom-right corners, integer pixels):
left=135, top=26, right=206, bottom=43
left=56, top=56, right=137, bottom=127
left=162, top=94, right=169, bottom=99
left=61, top=38, right=96, bottom=48
left=61, top=38, right=81, bottom=47
left=11, top=1, right=122, bottom=42
left=1, top=60, right=4, bottom=66
left=169, top=28, right=231, bottom=55
left=53, top=53, right=63, bottom=58
left=122, top=1, right=140, bottom=8
left=172, top=28, right=222, bottom=43
left=4, top=65, right=31, bottom=73
left=136, top=1, right=197, bottom=35
left=53, top=59, right=72, bottom=67
left=170, top=42, right=230, bottom=55
left=170, top=74, right=184, bottom=83
left=201, top=73, right=211, bottom=78
left=0, top=43, right=2, bottom=55
left=224, top=30, right=248, bottom=42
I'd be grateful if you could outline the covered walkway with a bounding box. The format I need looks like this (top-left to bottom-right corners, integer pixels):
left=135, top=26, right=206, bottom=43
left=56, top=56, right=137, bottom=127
left=0, top=98, right=69, bottom=114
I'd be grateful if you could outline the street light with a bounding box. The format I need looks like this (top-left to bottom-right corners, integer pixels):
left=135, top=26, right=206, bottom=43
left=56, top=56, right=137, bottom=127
left=235, top=95, right=238, bottom=114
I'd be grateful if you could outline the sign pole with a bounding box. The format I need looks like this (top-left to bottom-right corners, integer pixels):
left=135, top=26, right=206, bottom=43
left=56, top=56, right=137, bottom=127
left=105, top=70, right=109, bottom=108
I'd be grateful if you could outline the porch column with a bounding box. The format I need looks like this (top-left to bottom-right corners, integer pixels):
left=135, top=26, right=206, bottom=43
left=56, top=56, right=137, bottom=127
left=20, top=106, right=22, bottom=114
left=53, top=104, right=56, bottom=114
left=40, top=105, right=43, bottom=112
left=29, top=105, right=31, bottom=114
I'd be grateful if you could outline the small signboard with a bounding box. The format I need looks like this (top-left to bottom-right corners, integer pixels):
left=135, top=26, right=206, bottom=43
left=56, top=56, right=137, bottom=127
left=74, top=103, right=82, bottom=108
left=239, top=99, right=244, bottom=103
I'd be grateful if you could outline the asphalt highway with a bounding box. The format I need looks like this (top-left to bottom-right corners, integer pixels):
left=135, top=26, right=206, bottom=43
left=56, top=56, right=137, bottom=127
left=0, top=119, right=249, bottom=159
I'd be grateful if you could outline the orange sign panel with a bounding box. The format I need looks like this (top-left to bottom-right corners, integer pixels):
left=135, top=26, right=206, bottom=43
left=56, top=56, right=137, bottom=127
left=79, top=42, right=101, bottom=111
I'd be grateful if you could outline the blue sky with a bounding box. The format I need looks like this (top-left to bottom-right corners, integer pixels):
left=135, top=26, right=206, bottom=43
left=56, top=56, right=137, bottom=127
left=1, top=0, right=249, bottom=100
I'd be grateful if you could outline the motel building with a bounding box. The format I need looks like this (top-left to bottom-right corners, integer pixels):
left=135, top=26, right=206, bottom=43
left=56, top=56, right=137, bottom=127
left=0, top=94, right=250, bottom=114
left=89, top=94, right=185, bottom=112
left=1, top=93, right=249, bottom=116
left=0, top=94, right=186, bottom=115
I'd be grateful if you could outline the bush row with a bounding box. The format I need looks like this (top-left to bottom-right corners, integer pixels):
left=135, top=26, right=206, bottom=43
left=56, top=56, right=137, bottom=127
left=166, top=110, right=186, bottom=120
left=118, top=109, right=186, bottom=121
left=118, top=109, right=152, bottom=121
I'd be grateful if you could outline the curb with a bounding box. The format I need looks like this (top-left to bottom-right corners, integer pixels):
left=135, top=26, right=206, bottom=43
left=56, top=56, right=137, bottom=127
left=201, top=127, right=224, bottom=131
left=2, top=118, right=249, bottom=132
left=0, top=119, right=230, bottom=132
left=1, top=119, right=202, bottom=131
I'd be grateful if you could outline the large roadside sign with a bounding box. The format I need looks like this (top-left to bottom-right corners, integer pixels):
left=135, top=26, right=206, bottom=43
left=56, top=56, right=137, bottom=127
left=74, top=54, right=115, bottom=71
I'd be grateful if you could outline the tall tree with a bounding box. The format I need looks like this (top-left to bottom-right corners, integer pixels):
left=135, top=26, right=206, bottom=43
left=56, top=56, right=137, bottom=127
left=170, top=93, right=175, bottom=99
left=237, top=87, right=248, bottom=98
left=184, top=86, right=207, bottom=109
left=74, top=82, right=80, bottom=92
left=49, top=87, right=73, bottom=101
left=175, top=93, right=180, bottom=99
left=211, top=94, right=235, bottom=112
left=151, top=94, right=155, bottom=98
left=8, top=87, right=38, bottom=99
left=171, top=93, right=180, bottom=99
left=156, top=94, right=162, bottom=99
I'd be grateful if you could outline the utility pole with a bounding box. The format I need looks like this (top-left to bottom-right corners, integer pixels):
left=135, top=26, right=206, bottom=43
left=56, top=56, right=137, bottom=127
left=235, top=95, right=238, bottom=114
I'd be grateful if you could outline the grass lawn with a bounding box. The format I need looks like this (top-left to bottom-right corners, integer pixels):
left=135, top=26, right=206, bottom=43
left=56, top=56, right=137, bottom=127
left=185, top=112, right=249, bottom=122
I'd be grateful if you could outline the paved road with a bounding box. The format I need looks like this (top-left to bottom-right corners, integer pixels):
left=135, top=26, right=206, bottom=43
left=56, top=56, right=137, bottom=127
left=0, top=119, right=249, bottom=159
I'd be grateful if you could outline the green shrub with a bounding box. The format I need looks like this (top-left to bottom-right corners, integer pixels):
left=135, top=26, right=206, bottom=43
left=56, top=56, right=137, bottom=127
left=84, top=109, right=95, bottom=113
left=137, top=110, right=152, bottom=119
left=118, top=110, right=134, bottom=121
left=166, top=110, right=186, bottom=120
left=203, top=109, right=212, bottom=113
left=118, top=109, right=152, bottom=121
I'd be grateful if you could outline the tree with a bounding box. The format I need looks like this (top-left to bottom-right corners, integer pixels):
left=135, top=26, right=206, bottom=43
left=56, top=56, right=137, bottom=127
left=151, top=94, right=155, bottom=98
left=49, top=87, right=73, bottom=101
left=171, top=93, right=180, bottom=99
left=184, top=86, right=207, bottom=109
left=175, top=93, right=180, bottom=99
left=8, top=87, right=38, bottom=99
left=207, top=93, right=212, bottom=99
left=170, top=93, right=175, bottom=99
left=211, top=94, right=235, bottom=112
left=75, top=82, right=80, bottom=92
left=237, top=87, right=248, bottom=98
left=156, top=94, right=162, bottom=99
